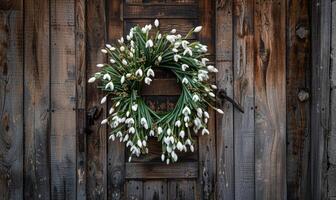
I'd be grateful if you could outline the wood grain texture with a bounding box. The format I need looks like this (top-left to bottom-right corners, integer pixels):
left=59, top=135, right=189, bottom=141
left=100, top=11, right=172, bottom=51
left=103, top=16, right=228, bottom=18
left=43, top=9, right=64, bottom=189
left=233, top=0, right=255, bottom=199
left=0, top=2, right=23, bottom=199
left=75, top=0, right=86, bottom=199
left=50, top=0, right=76, bottom=199
left=254, top=0, right=286, bottom=199
left=311, top=0, right=331, bottom=199
left=216, top=0, right=234, bottom=199
left=198, top=0, right=216, bottom=199
left=168, top=180, right=196, bottom=200
left=286, top=0, right=311, bottom=199
left=24, top=0, right=50, bottom=199
left=126, top=180, right=143, bottom=200
left=144, top=180, right=167, bottom=200
left=86, top=0, right=107, bottom=199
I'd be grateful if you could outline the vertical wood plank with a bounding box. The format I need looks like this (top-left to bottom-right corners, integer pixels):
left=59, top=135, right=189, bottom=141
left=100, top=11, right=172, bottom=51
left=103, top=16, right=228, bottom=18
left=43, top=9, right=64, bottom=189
left=198, top=0, right=216, bottom=199
left=24, top=0, right=51, bottom=199
left=168, top=180, right=196, bottom=200
left=126, top=180, right=143, bottom=200
left=254, top=0, right=286, bottom=199
left=86, top=0, right=107, bottom=199
left=0, top=2, right=23, bottom=199
left=286, top=0, right=311, bottom=199
left=144, top=180, right=167, bottom=200
left=311, top=0, right=331, bottom=199
left=329, top=1, right=336, bottom=199
left=233, top=0, right=254, bottom=199
left=50, top=0, right=76, bottom=199
left=75, top=0, right=86, bottom=199
left=107, top=0, right=125, bottom=199
left=215, top=0, right=234, bottom=199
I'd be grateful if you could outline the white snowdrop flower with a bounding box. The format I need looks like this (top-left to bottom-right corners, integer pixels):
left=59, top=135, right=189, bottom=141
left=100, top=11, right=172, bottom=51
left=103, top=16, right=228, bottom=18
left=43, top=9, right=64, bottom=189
left=197, top=108, right=203, bottom=118
left=202, top=128, right=210, bottom=135
left=121, top=75, right=125, bottom=84
left=110, top=59, right=116, bottom=64
left=172, top=48, right=178, bottom=53
left=116, top=131, right=122, bottom=137
left=109, top=107, right=114, bottom=114
left=123, top=134, right=129, bottom=142
left=183, top=48, right=192, bottom=56
left=182, top=106, right=191, bottom=116
left=140, top=117, right=147, bottom=126
left=181, top=40, right=189, bottom=49
left=186, top=139, right=191, bottom=146
left=167, top=128, right=172, bottom=135
left=120, top=46, right=125, bottom=52
left=144, top=77, right=152, bottom=85
left=96, top=63, right=104, bottom=68
left=198, top=73, right=205, bottom=81
left=158, top=127, right=163, bottom=135
left=166, top=158, right=170, bottom=165
left=154, top=19, right=159, bottom=27
left=181, top=64, right=189, bottom=71
left=161, top=154, right=165, bottom=161
left=126, top=141, right=133, bottom=147
left=200, top=45, right=208, bottom=52
left=128, top=156, right=132, bottom=162
left=192, top=94, right=200, bottom=102
left=101, top=118, right=108, bottom=125
left=135, top=68, right=143, bottom=77
left=115, top=101, right=120, bottom=107
left=216, top=108, right=224, bottom=114
left=137, top=140, right=142, bottom=148
left=190, top=145, right=195, bottom=152
left=88, top=77, right=96, bottom=83
left=185, top=122, right=189, bottom=127
left=126, top=73, right=132, bottom=78
left=126, top=35, right=131, bottom=41
left=157, top=56, right=162, bottom=62
left=130, top=40, right=135, bottom=47
left=164, top=137, right=170, bottom=145
left=100, top=96, right=107, bottom=104
left=109, top=46, right=116, bottom=51
left=166, top=35, right=176, bottom=43
left=209, top=92, right=215, bottom=97
left=172, top=151, right=178, bottom=162
left=106, top=44, right=112, bottom=49
left=145, top=39, right=154, bottom=48
left=177, top=142, right=183, bottom=151
left=141, top=27, right=147, bottom=33
left=173, top=54, right=181, bottom=62
left=126, top=118, right=135, bottom=125
left=194, top=26, right=202, bottom=32
left=122, top=59, right=128, bottom=65
left=126, top=111, right=130, bottom=117
left=179, top=130, right=185, bottom=138
left=129, top=52, right=134, bottom=58
left=149, top=130, right=155, bottom=136
left=109, top=134, right=115, bottom=141
left=211, top=84, right=217, bottom=89
left=182, top=77, right=189, bottom=85
left=129, top=127, right=135, bottom=134
left=157, top=33, right=162, bottom=40
left=118, top=37, right=124, bottom=44
left=167, top=146, right=172, bottom=153
left=146, top=24, right=152, bottom=31
left=101, top=49, right=108, bottom=54
left=105, top=82, right=114, bottom=91
left=201, top=58, right=209, bottom=65
left=147, top=69, right=155, bottom=77
left=194, top=118, right=202, bottom=128
left=174, top=41, right=181, bottom=49
left=142, top=140, right=147, bottom=147
left=132, top=104, right=138, bottom=111
left=171, top=29, right=176, bottom=33
left=175, top=120, right=181, bottom=127
left=207, top=65, right=218, bottom=72
left=184, top=116, right=190, bottom=122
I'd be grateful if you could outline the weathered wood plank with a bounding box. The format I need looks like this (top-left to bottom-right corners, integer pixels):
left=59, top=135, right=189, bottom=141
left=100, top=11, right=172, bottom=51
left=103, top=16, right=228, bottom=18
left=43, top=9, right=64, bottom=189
left=216, top=0, right=234, bottom=199
left=107, top=0, right=125, bottom=199
left=123, top=4, right=198, bottom=19
left=125, top=0, right=196, bottom=4
left=311, top=0, right=331, bottom=199
left=141, top=79, right=181, bottom=96
left=233, top=0, right=255, bottom=199
left=125, top=162, right=198, bottom=179
left=286, top=0, right=311, bottom=199
left=254, top=0, right=286, bottom=199
left=168, top=180, right=196, bottom=200
left=24, top=0, right=50, bottom=199
left=198, top=0, right=216, bottom=199
left=86, top=0, right=107, bottom=199
left=75, top=0, right=86, bottom=199
left=0, top=0, right=21, bottom=10
left=126, top=180, right=143, bottom=200
left=50, top=0, right=76, bottom=199
left=0, top=3, right=23, bottom=199
left=144, top=180, right=167, bottom=200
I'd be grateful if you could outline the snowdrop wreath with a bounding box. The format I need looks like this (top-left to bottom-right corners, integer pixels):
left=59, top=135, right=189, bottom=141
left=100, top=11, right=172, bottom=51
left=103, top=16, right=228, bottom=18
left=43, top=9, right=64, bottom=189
left=88, top=19, right=223, bottom=164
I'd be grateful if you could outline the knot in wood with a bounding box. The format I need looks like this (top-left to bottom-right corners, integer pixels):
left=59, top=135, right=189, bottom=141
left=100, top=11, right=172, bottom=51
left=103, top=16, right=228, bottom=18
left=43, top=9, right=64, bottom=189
left=297, top=90, right=309, bottom=102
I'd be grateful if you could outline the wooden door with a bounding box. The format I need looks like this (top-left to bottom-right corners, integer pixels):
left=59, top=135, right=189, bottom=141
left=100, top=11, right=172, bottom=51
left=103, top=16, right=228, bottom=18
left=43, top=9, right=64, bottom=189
left=107, top=0, right=216, bottom=199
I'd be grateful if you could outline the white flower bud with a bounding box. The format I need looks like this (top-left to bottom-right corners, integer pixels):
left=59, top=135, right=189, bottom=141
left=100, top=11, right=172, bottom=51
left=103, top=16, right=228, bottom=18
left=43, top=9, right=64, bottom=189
left=181, top=64, right=189, bottom=71
left=146, top=69, right=155, bottom=77
left=120, top=46, right=125, bottom=52
left=96, top=63, right=104, bottom=68
left=121, top=75, right=125, bottom=84
left=171, top=29, right=176, bottom=33
left=101, top=49, right=108, bottom=54
left=145, top=39, right=153, bottom=48
left=137, top=140, right=142, bottom=147
left=109, top=107, right=114, bottom=114
left=109, top=134, right=115, bottom=141
left=132, top=104, right=138, bottom=111
left=105, top=82, right=114, bottom=91
left=194, top=26, right=202, bottom=32
left=175, top=120, right=181, bottom=127
left=144, top=77, right=152, bottom=85
left=88, top=77, right=96, bottom=83
left=154, top=19, right=159, bottom=27
left=161, top=154, right=165, bottom=161
left=100, top=96, right=107, bottom=104
left=135, top=69, right=143, bottom=77
left=179, top=130, right=185, bottom=138
left=110, top=59, right=115, bottom=63
left=122, top=59, right=127, bottom=65
left=101, top=119, right=108, bottom=124
left=216, top=108, right=224, bottom=114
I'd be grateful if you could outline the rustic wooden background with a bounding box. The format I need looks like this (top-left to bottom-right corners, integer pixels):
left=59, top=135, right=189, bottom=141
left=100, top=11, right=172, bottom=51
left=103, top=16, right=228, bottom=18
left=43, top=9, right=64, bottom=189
left=0, top=0, right=335, bottom=199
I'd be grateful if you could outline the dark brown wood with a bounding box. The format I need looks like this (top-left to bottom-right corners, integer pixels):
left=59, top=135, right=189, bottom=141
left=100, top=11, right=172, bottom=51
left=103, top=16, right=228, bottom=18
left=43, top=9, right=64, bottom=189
left=286, top=0, right=311, bottom=199
left=216, top=0, right=234, bottom=199
left=24, top=0, right=50, bottom=199
left=0, top=0, right=21, bottom=10
left=50, top=0, right=77, bottom=199
left=311, top=0, right=331, bottom=199
left=125, top=162, right=198, bottom=179
left=254, top=0, right=286, bottom=199
left=141, top=79, right=181, bottom=96
left=233, top=0, right=255, bottom=199
left=168, top=180, right=196, bottom=200
left=0, top=2, right=23, bottom=199
left=75, top=0, right=86, bottom=199
left=143, top=180, right=167, bottom=200
left=126, top=180, right=143, bottom=200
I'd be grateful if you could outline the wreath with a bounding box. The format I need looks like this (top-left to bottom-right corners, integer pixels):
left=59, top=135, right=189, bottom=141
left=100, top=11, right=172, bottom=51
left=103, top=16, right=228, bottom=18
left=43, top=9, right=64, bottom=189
left=88, top=19, right=223, bottom=164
